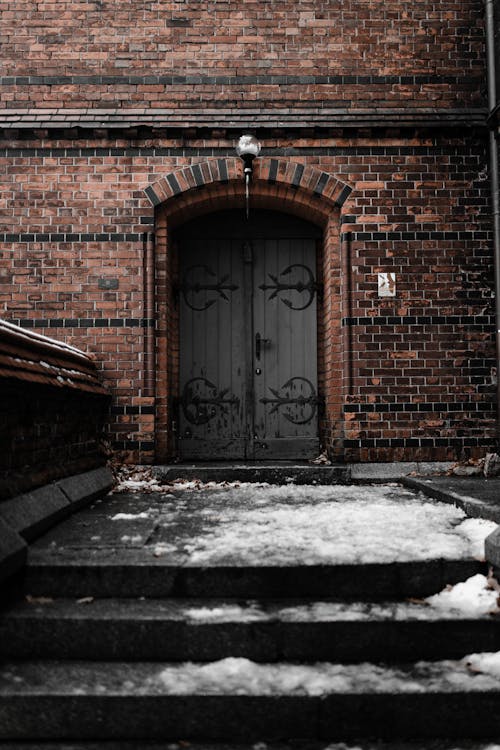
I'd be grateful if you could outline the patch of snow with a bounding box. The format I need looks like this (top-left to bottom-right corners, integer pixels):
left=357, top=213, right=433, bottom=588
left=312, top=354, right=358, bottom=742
left=115, top=479, right=164, bottom=493
left=464, top=651, right=500, bottom=680
left=184, top=603, right=269, bottom=622
left=179, top=484, right=496, bottom=565
left=153, top=542, right=178, bottom=557
left=181, top=590, right=500, bottom=624
left=181, top=601, right=385, bottom=624
left=111, top=511, right=151, bottom=521
left=425, top=574, right=500, bottom=617
left=279, top=602, right=380, bottom=622
left=120, top=535, right=143, bottom=543
left=456, top=517, right=497, bottom=560
left=153, top=656, right=500, bottom=695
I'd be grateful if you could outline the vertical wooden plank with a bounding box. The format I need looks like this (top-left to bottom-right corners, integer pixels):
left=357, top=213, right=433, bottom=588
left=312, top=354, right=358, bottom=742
left=243, top=241, right=255, bottom=459
left=178, top=237, right=246, bottom=458
left=253, top=235, right=319, bottom=458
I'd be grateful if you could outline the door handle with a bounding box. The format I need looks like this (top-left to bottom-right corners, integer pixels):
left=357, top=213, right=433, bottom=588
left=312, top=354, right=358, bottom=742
left=255, top=332, right=271, bottom=361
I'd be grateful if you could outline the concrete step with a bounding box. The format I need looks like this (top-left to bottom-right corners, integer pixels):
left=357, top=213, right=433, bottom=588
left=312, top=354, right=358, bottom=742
left=1, top=659, right=500, bottom=741
left=1, top=744, right=499, bottom=750
left=0, top=744, right=498, bottom=750
left=153, top=463, right=350, bottom=485
left=2, top=597, right=500, bottom=663
left=24, top=551, right=484, bottom=599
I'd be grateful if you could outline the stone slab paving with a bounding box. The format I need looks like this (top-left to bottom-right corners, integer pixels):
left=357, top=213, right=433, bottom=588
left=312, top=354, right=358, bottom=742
left=28, top=483, right=495, bottom=567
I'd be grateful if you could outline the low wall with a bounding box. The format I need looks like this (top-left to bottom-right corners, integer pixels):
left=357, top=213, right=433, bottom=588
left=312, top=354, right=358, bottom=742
left=0, top=320, right=110, bottom=499
left=0, top=320, right=113, bottom=584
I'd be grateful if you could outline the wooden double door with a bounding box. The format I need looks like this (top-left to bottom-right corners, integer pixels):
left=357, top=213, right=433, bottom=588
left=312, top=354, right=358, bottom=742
left=176, top=210, right=321, bottom=460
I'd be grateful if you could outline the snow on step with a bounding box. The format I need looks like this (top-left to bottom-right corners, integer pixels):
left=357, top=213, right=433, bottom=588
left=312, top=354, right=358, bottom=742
left=2, top=656, right=500, bottom=696
left=40, top=483, right=497, bottom=567
left=10, top=573, right=500, bottom=623
left=162, top=484, right=496, bottom=565
left=185, top=574, right=500, bottom=620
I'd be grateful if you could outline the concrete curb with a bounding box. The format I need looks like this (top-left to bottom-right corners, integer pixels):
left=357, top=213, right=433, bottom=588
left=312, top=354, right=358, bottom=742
left=57, top=467, right=114, bottom=509
left=349, top=461, right=454, bottom=482
left=0, top=466, right=114, bottom=585
left=403, top=476, right=500, bottom=569
left=402, top=477, right=500, bottom=524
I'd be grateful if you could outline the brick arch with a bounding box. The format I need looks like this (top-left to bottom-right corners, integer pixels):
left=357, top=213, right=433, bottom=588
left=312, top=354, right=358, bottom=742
left=144, top=157, right=353, bottom=225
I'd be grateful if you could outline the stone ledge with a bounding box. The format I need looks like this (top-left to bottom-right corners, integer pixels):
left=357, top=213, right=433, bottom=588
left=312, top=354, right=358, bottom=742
left=0, top=517, right=26, bottom=586
left=0, top=485, right=70, bottom=542
left=0, top=467, right=114, bottom=584
left=0, top=107, right=488, bottom=132
left=56, top=466, right=114, bottom=509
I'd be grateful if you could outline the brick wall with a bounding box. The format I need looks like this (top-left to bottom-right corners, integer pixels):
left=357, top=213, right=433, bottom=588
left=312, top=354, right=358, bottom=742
left=0, top=0, right=485, bottom=114
left=1, top=132, right=494, bottom=462
left=0, top=0, right=495, bottom=463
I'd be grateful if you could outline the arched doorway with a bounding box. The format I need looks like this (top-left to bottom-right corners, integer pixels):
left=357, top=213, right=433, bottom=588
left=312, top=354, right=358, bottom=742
left=174, top=209, right=322, bottom=460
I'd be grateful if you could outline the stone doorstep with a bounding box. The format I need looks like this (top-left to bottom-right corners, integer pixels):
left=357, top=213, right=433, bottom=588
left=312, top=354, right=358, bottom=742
left=153, top=463, right=351, bottom=485
left=153, top=461, right=455, bottom=485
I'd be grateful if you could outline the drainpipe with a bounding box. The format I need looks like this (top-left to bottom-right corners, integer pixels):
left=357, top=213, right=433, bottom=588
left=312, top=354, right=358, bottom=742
left=143, top=231, right=155, bottom=398
left=485, top=0, right=500, bottom=445
left=341, top=230, right=353, bottom=395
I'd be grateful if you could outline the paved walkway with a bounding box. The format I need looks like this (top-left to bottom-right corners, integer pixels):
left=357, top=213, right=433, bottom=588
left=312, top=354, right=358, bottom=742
left=29, top=481, right=496, bottom=568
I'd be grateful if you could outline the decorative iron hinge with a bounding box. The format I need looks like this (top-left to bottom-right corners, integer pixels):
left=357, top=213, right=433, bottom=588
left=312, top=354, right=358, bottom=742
left=259, top=263, right=322, bottom=310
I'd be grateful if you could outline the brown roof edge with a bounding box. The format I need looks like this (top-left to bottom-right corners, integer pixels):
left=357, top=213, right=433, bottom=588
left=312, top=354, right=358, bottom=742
left=0, top=319, right=109, bottom=396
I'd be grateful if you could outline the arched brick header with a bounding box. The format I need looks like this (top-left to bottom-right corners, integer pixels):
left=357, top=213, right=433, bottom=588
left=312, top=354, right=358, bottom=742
left=143, top=158, right=353, bottom=213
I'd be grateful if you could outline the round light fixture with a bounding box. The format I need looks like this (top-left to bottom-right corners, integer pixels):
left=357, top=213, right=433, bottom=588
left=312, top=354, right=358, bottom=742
left=236, top=135, right=261, bottom=219
left=236, top=134, right=261, bottom=161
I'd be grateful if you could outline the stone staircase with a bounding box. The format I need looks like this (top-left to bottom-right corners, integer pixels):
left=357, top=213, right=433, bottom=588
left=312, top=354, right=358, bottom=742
left=1, top=481, right=500, bottom=746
